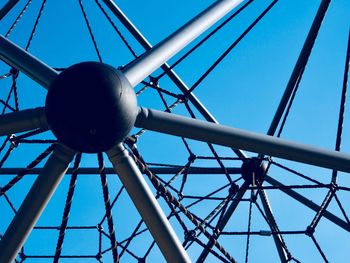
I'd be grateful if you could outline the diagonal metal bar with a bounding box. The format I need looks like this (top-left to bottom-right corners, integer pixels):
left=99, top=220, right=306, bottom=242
left=267, top=0, right=331, bottom=136
left=136, top=107, right=350, bottom=173
left=101, top=0, right=247, bottom=159
left=197, top=182, right=249, bottom=262
left=0, top=0, right=19, bottom=20
left=258, top=189, right=289, bottom=262
left=0, top=143, right=75, bottom=263
left=121, top=0, right=244, bottom=87
left=0, top=107, right=48, bottom=136
left=265, top=175, right=350, bottom=232
left=106, top=144, right=191, bottom=263
left=0, top=35, right=58, bottom=89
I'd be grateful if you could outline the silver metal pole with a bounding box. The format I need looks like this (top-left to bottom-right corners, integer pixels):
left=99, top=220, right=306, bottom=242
left=101, top=0, right=247, bottom=159
left=0, top=107, right=48, bottom=136
left=0, top=35, right=58, bottom=89
left=136, top=107, right=350, bottom=173
left=122, top=0, right=244, bottom=87
left=0, top=144, right=75, bottom=263
left=107, top=144, right=191, bottom=263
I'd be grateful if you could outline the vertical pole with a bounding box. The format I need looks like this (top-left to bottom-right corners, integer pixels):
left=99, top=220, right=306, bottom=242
left=107, top=144, right=191, bottom=263
left=0, top=144, right=75, bottom=263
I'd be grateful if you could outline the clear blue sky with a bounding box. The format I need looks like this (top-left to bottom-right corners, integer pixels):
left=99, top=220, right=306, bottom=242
left=0, top=0, right=349, bottom=262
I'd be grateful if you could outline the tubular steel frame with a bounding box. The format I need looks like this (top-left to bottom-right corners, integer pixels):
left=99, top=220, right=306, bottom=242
left=0, top=0, right=349, bottom=262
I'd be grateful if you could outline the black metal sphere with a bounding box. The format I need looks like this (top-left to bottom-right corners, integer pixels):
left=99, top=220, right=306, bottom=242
left=45, top=62, right=137, bottom=153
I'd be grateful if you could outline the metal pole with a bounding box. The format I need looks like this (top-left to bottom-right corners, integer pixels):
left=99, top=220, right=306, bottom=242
left=267, top=0, right=331, bottom=136
left=107, top=144, right=191, bottom=263
left=101, top=0, right=246, bottom=159
left=0, top=107, right=48, bottom=136
left=122, top=0, right=244, bottom=87
left=0, top=0, right=19, bottom=20
left=0, top=144, right=75, bottom=263
left=136, top=107, right=350, bottom=173
left=0, top=35, right=58, bottom=89
left=0, top=166, right=242, bottom=175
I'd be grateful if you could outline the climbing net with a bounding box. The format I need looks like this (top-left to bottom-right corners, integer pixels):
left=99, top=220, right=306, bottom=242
left=0, top=0, right=349, bottom=262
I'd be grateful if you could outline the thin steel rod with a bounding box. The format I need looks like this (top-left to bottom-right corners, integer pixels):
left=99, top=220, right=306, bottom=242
left=0, top=0, right=19, bottom=20
left=258, top=189, right=289, bottom=262
left=122, top=0, right=244, bottom=86
left=0, top=166, right=242, bottom=175
left=101, top=0, right=246, bottom=159
left=267, top=0, right=331, bottom=136
left=136, top=107, right=350, bottom=173
left=0, top=107, right=48, bottom=136
left=265, top=175, right=350, bottom=232
left=107, top=144, right=191, bottom=263
left=197, top=182, right=249, bottom=262
left=0, top=35, right=58, bottom=89
left=0, top=144, right=75, bottom=263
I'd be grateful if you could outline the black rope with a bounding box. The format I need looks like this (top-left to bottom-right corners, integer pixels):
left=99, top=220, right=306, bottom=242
left=95, top=0, right=138, bottom=58
left=53, top=153, right=81, bottom=263
left=185, top=0, right=278, bottom=95
left=309, top=234, right=329, bottom=263
left=334, top=193, right=350, bottom=225
left=0, top=143, right=56, bottom=196
left=25, top=0, right=47, bottom=50
left=276, top=71, right=303, bottom=137
left=98, top=153, right=119, bottom=262
left=245, top=192, right=253, bottom=263
left=308, top=185, right=336, bottom=231
left=78, top=0, right=103, bottom=62
left=332, top=30, right=350, bottom=182
left=156, top=0, right=254, bottom=80
left=5, top=0, right=32, bottom=37
left=271, top=160, right=325, bottom=185
left=0, top=135, right=17, bottom=168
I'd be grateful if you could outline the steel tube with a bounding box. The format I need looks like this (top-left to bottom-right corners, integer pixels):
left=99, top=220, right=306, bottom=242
left=101, top=0, right=246, bottom=159
left=122, top=0, right=244, bottom=86
left=0, top=144, right=75, bottom=263
left=107, top=144, right=191, bottom=263
left=0, top=107, right=48, bottom=136
left=0, top=35, right=58, bottom=89
left=0, top=0, right=19, bottom=20
left=136, top=107, right=350, bottom=173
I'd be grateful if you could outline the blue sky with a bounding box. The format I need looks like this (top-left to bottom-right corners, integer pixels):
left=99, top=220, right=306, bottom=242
left=0, top=0, right=350, bottom=262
